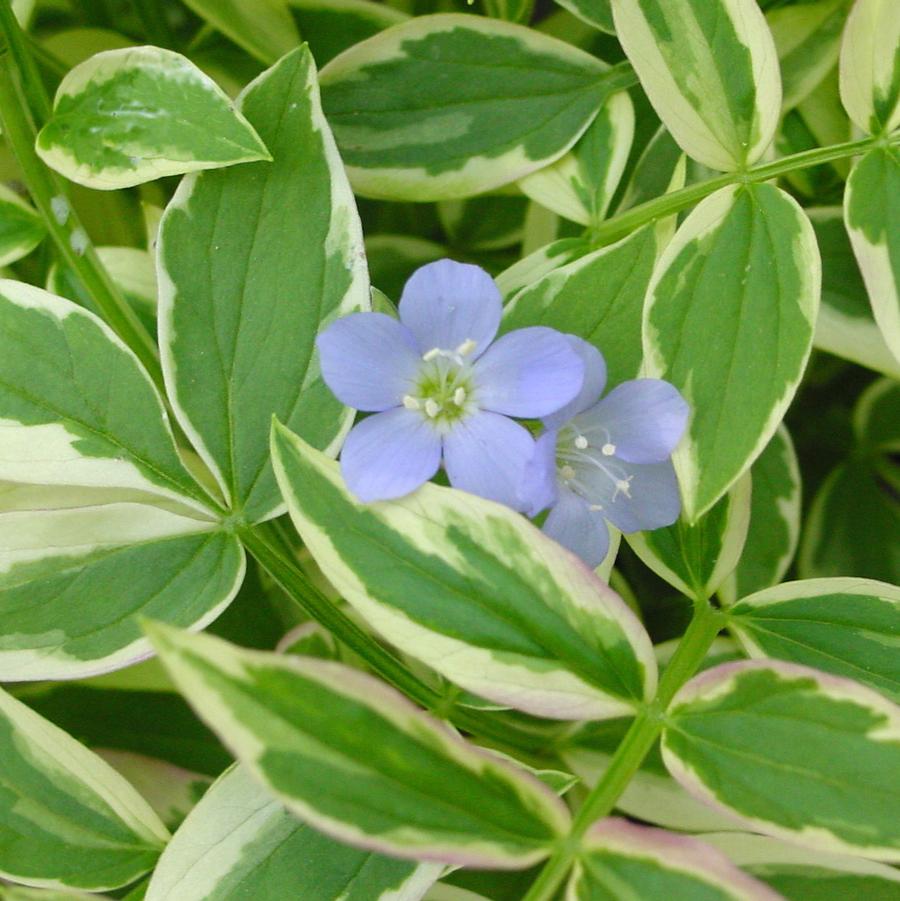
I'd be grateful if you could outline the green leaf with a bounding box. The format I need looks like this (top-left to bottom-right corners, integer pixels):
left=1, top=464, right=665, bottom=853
left=616, top=126, right=687, bottom=216
left=147, top=764, right=441, bottom=900
left=798, top=458, right=900, bottom=585
left=707, top=831, right=900, bottom=901
left=365, top=235, right=447, bottom=301
left=727, top=578, right=900, bottom=702
left=0, top=185, right=45, bottom=266
left=319, top=14, right=634, bottom=200
left=844, top=148, right=900, bottom=366
left=626, top=472, right=751, bottom=601
left=287, top=0, right=407, bottom=66
left=552, top=0, right=614, bottom=34
left=518, top=91, right=634, bottom=225
left=158, top=46, right=368, bottom=525
left=438, top=194, right=530, bottom=252
left=768, top=0, right=851, bottom=112
left=496, top=237, right=590, bottom=301
left=271, top=424, right=657, bottom=721
left=662, top=661, right=900, bottom=860
left=838, top=0, right=900, bottom=135
left=568, top=819, right=780, bottom=900
left=611, top=0, right=781, bottom=170
left=719, top=425, right=801, bottom=605
left=36, top=47, right=270, bottom=190
left=0, top=686, right=168, bottom=891
left=181, top=0, right=300, bottom=64
left=808, top=207, right=900, bottom=379
left=502, top=224, right=659, bottom=385
left=144, top=623, right=572, bottom=867
left=854, top=377, right=900, bottom=451
left=643, top=184, right=819, bottom=521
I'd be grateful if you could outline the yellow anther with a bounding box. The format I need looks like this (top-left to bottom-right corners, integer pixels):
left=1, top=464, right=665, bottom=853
left=422, top=347, right=441, bottom=362
left=424, top=399, right=441, bottom=418
left=453, top=387, right=466, bottom=406
left=456, top=338, right=477, bottom=357
left=574, top=435, right=588, bottom=450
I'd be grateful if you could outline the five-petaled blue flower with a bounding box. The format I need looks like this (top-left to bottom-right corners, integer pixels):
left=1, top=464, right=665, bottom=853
left=520, top=337, right=689, bottom=568
left=317, top=259, right=585, bottom=507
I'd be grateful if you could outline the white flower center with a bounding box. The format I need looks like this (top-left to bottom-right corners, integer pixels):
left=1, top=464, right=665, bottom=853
left=554, top=425, right=632, bottom=506
left=402, top=338, right=477, bottom=427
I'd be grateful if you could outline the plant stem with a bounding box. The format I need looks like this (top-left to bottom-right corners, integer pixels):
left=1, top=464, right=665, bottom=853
left=0, top=32, right=164, bottom=391
left=0, top=0, right=50, bottom=125
left=592, top=133, right=899, bottom=248
left=239, top=523, right=553, bottom=754
left=522, top=601, right=726, bottom=901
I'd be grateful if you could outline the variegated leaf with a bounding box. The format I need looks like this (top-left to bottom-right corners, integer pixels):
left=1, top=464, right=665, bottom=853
left=518, top=91, right=634, bottom=225
left=662, top=661, right=900, bottom=861
left=719, top=425, right=801, bottom=605
left=727, top=578, right=900, bottom=702
left=0, top=686, right=168, bottom=891
left=319, top=14, right=635, bottom=200
left=272, top=424, right=657, bottom=721
left=502, top=224, right=660, bottom=385
left=159, top=46, right=369, bottom=525
left=496, top=237, right=591, bottom=302
left=147, top=764, right=441, bottom=900
left=844, top=147, right=900, bottom=366
left=0, top=185, right=45, bottom=267
left=567, top=819, right=781, bottom=900
left=36, top=47, right=270, bottom=190
left=145, top=623, right=572, bottom=867
left=627, top=472, right=751, bottom=601
left=643, top=184, right=819, bottom=521
left=611, top=0, right=781, bottom=170
left=838, top=0, right=900, bottom=135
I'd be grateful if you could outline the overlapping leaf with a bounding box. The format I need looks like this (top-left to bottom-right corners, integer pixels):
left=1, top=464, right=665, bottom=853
left=0, top=185, right=45, bottom=266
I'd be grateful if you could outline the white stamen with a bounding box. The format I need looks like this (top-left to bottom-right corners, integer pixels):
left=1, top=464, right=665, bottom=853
left=422, top=347, right=441, bottom=362
left=456, top=338, right=477, bottom=357
left=574, top=435, right=588, bottom=450
left=601, top=442, right=616, bottom=456
left=453, top=387, right=466, bottom=406
left=589, top=504, right=604, bottom=512
left=560, top=465, right=576, bottom=481
left=402, top=395, right=421, bottom=410
left=424, top=399, right=441, bottom=418
left=614, top=478, right=632, bottom=499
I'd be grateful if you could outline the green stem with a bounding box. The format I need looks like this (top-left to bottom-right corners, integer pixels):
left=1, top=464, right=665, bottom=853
left=0, top=36, right=164, bottom=391
left=523, top=602, right=726, bottom=901
left=130, top=0, right=177, bottom=49
left=0, top=0, right=50, bottom=125
left=591, top=133, right=899, bottom=248
left=239, top=523, right=552, bottom=755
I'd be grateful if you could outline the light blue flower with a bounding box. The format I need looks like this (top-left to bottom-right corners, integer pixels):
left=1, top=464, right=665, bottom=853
left=317, top=259, right=585, bottom=506
left=521, top=337, right=689, bottom=568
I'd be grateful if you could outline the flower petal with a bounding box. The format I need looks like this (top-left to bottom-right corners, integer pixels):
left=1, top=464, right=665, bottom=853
left=519, top=430, right=560, bottom=517
left=473, top=327, right=584, bottom=418
left=543, top=336, right=607, bottom=429
left=543, top=487, right=610, bottom=568
left=443, top=411, right=534, bottom=510
left=340, top=408, right=441, bottom=502
left=575, top=457, right=682, bottom=534
left=576, top=379, right=689, bottom=464
left=317, top=313, right=421, bottom=411
left=398, top=259, right=501, bottom=357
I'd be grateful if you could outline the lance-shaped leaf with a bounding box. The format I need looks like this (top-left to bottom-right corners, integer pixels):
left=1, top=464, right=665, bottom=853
left=502, top=225, right=659, bottom=385
left=611, top=0, right=781, bottom=171
left=705, top=831, right=900, bottom=901
left=147, top=764, right=441, bottom=900
left=518, top=91, right=634, bottom=225
left=719, top=426, right=800, bottom=605
left=809, top=206, right=900, bottom=380
left=495, top=237, right=590, bottom=302
left=844, top=148, right=900, bottom=365
left=36, top=47, right=270, bottom=190
left=838, top=0, right=900, bottom=135
left=0, top=185, right=45, bottom=266
left=318, top=14, right=634, bottom=200
left=627, top=472, right=751, bottom=602
left=181, top=0, right=299, bottom=64
left=567, top=819, right=781, bottom=900
left=855, top=376, right=900, bottom=450
left=0, top=686, right=169, bottom=891
left=643, top=184, right=819, bottom=521
left=144, top=623, right=572, bottom=867
left=616, top=126, right=687, bottom=215
left=272, top=424, right=657, bottom=721
left=768, top=0, right=851, bottom=112
left=0, top=281, right=245, bottom=680
left=552, top=0, right=614, bottom=34
left=726, top=578, right=900, bottom=702
left=159, top=46, right=368, bottom=525
left=662, top=660, right=900, bottom=861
